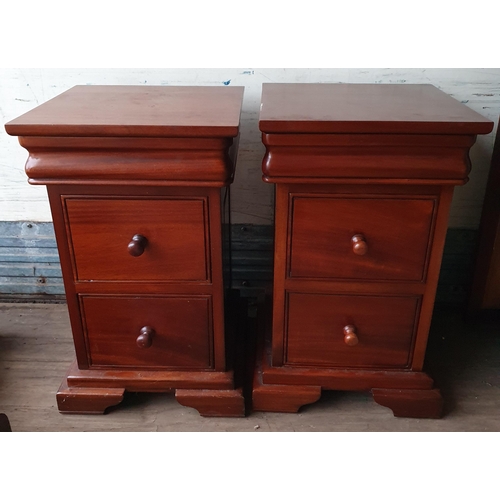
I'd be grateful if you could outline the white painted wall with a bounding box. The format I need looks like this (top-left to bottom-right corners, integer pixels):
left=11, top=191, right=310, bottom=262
left=1, top=68, right=499, bottom=227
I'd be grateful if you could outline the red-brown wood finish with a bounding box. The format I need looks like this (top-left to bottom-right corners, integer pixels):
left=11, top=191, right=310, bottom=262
left=5, top=85, right=245, bottom=417
left=254, top=83, right=494, bottom=418
left=65, top=197, right=209, bottom=282
left=258, top=84, right=493, bottom=135
left=285, top=292, right=420, bottom=368
left=175, top=388, right=245, bottom=417
left=252, top=377, right=322, bottom=413
left=289, top=195, right=436, bottom=281
left=371, top=388, right=444, bottom=419
left=6, top=85, right=244, bottom=138
left=81, top=295, right=213, bottom=369
left=57, top=380, right=125, bottom=415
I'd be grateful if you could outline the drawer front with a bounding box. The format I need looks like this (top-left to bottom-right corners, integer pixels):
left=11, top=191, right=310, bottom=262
left=285, top=292, right=419, bottom=368
left=81, top=295, right=212, bottom=369
left=65, top=197, right=209, bottom=281
left=289, top=196, right=435, bottom=281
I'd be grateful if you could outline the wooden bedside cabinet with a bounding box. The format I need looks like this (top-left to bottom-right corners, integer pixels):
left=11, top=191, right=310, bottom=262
left=5, top=85, right=246, bottom=417
left=252, top=83, right=493, bottom=418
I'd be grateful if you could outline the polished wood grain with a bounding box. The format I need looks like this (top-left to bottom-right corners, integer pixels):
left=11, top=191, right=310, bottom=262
left=251, top=312, right=322, bottom=413
left=262, top=143, right=475, bottom=182
left=47, top=185, right=225, bottom=371
left=175, top=388, right=245, bottom=417
left=253, top=318, right=437, bottom=414
left=56, top=380, right=125, bottom=415
left=262, top=133, right=478, bottom=148
left=5, top=85, right=244, bottom=137
left=81, top=295, right=212, bottom=369
left=270, top=184, right=289, bottom=364
left=372, top=388, right=444, bottom=418
left=6, top=86, right=245, bottom=416
left=256, top=83, right=493, bottom=418
left=22, top=148, right=235, bottom=186
left=65, top=197, right=209, bottom=282
left=64, top=359, right=235, bottom=390
left=285, top=293, right=419, bottom=368
left=252, top=380, right=322, bottom=413
left=410, top=186, right=455, bottom=371
left=262, top=363, right=436, bottom=391
left=7, top=88, right=244, bottom=188
left=289, top=195, right=436, bottom=281
left=258, top=299, right=435, bottom=391
left=259, top=83, right=493, bottom=135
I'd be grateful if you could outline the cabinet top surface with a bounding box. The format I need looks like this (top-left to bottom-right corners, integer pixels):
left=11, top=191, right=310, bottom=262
left=5, top=85, right=244, bottom=138
left=259, top=83, right=493, bottom=135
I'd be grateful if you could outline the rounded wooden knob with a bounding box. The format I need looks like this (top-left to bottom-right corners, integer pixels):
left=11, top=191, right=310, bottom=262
left=351, top=234, right=367, bottom=255
left=128, top=234, right=148, bottom=257
left=343, top=325, right=359, bottom=346
left=136, top=326, right=155, bottom=348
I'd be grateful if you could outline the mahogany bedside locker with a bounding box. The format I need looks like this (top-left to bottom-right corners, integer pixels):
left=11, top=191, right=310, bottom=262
left=5, top=85, right=246, bottom=417
left=252, top=83, right=493, bottom=418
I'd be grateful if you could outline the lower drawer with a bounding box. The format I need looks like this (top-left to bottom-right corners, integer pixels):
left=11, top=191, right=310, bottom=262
left=285, top=292, right=419, bottom=368
left=80, top=295, right=212, bottom=369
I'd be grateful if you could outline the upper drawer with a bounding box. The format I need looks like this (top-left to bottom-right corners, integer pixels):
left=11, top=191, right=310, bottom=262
left=289, top=195, right=436, bottom=282
left=64, top=197, right=209, bottom=282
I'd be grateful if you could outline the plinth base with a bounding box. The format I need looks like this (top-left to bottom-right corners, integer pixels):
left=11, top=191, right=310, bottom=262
left=57, top=360, right=245, bottom=417
left=251, top=324, right=443, bottom=419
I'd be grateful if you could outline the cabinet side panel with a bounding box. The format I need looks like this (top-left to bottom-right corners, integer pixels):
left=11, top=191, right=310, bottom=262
left=412, top=186, right=455, bottom=370
left=271, top=185, right=289, bottom=366
left=207, top=188, right=227, bottom=371
left=47, top=185, right=89, bottom=368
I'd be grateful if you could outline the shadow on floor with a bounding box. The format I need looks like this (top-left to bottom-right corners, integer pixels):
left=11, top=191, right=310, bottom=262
left=424, top=305, right=500, bottom=417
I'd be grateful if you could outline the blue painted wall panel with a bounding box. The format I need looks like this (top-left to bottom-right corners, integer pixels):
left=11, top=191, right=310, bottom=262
left=0, top=221, right=477, bottom=304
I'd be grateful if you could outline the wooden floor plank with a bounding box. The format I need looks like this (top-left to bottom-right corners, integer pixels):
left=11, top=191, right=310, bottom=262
left=0, top=302, right=499, bottom=431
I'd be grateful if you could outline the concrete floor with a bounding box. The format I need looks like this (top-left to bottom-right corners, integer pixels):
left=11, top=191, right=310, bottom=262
left=0, top=301, right=499, bottom=432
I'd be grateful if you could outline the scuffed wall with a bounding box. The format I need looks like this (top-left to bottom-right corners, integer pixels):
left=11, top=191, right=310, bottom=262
left=1, top=68, right=499, bottom=227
